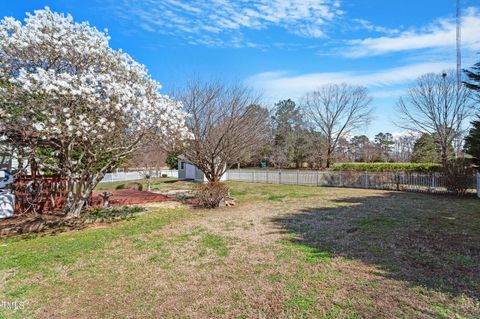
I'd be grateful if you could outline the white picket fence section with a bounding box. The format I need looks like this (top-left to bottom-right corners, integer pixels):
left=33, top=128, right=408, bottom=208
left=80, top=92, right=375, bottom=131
left=226, top=169, right=477, bottom=195
left=99, top=168, right=479, bottom=196
left=99, top=169, right=178, bottom=183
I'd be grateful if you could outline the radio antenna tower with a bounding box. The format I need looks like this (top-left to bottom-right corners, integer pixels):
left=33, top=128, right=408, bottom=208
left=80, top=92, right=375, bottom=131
left=456, top=0, right=462, bottom=87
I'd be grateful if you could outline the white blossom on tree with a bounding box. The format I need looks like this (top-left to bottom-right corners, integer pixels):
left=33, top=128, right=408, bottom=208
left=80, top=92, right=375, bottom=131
left=0, top=8, right=187, bottom=216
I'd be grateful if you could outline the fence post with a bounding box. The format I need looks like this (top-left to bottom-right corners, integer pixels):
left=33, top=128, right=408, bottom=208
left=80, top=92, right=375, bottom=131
left=364, top=171, right=368, bottom=188
left=279, top=170, right=282, bottom=184
left=316, top=170, right=319, bottom=186
left=297, top=170, right=299, bottom=185
left=477, top=172, right=480, bottom=198
left=266, top=169, right=269, bottom=184
left=253, top=170, right=255, bottom=183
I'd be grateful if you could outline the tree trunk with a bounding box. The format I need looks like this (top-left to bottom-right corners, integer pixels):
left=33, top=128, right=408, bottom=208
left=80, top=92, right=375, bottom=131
left=65, top=171, right=107, bottom=218
left=326, top=149, right=333, bottom=168
left=440, top=142, right=449, bottom=166
left=146, top=176, right=151, bottom=191
left=69, top=198, right=87, bottom=218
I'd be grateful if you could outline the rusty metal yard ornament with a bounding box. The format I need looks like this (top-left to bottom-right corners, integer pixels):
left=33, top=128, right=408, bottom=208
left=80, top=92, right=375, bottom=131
left=101, top=192, right=113, bottom=208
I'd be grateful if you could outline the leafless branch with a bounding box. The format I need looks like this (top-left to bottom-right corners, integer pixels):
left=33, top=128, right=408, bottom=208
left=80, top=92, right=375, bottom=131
left=301, top=83, right=373, bottom=167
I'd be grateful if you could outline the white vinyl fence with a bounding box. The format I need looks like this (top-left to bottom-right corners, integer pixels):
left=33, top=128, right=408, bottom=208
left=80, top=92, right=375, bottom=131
left=226, top=169, right=477, bottom=195
left=477, top=173, right=480, bottom=198
left=99, top=168, right=479, bottom=196
left=100, top=169, right=178, bottom=183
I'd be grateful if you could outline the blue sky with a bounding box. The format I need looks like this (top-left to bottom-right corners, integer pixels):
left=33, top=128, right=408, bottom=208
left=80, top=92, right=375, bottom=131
left=3, top=0, right=480, bottom=137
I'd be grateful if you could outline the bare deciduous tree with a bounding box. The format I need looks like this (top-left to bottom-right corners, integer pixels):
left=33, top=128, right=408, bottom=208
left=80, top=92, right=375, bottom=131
left=176, top=80, right=269, bottom=182
left=397, top=71, right=473, bottom=164
left=127, top=142, right=167, bottom=191
left=392, top=134, right=417, bottom=163
left=302, top=83, right=373, bottom=168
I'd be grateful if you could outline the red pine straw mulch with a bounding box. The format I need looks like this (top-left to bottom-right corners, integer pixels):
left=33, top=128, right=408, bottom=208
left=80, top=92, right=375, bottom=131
left=91, top=189, right=171, bottom=207
left=0, top=190, right=171, bottom=236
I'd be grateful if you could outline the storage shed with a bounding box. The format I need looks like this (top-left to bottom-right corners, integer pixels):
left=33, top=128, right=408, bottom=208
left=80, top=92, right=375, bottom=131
left=177, top=155, right=226, bottom=182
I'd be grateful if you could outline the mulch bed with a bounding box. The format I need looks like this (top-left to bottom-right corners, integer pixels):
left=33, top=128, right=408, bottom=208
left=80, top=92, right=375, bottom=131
left=0, top=189, right=172, bottom=237
left=91, top=189, right=171, bottom=206
left=0, top=214, right=89, bottom=237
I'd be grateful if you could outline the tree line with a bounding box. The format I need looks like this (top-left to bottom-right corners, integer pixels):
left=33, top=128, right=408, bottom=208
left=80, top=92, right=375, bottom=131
left=166, top=65, right=480, bottom=179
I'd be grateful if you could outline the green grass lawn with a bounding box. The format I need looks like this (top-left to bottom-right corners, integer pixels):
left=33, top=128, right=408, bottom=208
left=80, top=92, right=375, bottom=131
left=1, top=182, right=479, bottom=318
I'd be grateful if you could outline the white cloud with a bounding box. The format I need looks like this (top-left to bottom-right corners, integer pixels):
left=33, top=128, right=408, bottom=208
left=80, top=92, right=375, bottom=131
left=247, top=61, right=453, bottom=101
left=351, top=19, right=400, bottom=36
left=391, top=130, right=421, bottom=139
left=345, top=7, right=480, bottom=58
left=111, top=0, right=343, bottom=47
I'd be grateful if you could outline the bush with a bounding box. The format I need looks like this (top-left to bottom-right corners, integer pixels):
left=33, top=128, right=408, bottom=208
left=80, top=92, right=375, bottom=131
left=443, top=158, right=475, bottom=196
left=333, top=162, right=441, bottom=173
left=115, top=182, right=143, bottom=191
left=195, top=182, right=229, bottom=208
left=126, top=182, right=143, bottom=191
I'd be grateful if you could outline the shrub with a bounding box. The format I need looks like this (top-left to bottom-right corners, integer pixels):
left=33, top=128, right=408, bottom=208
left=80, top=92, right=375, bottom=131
left=115, top=184, right=126, bottom=190
left=443, top=158, right=475, bottom=196
left=195, top=182, right=229, bottom=208
left=333, top=162, right=441, bottom=173
left=126, top=182, right=143, bottom=191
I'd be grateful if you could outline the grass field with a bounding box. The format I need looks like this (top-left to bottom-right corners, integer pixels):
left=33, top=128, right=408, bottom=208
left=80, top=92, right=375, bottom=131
left=1, top=182, right=479, bottom=318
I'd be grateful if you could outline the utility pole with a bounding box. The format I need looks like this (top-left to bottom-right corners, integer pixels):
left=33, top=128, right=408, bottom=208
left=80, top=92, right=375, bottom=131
left=456, top=0, right=462, bottom=88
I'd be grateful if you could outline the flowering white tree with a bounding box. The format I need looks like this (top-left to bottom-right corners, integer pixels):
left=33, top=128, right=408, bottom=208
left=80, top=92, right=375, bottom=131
left=0, top=8, right=187, bottom=216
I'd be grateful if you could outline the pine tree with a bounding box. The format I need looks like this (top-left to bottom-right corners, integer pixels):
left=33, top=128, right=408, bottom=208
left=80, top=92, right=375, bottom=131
left=271, top=99, right=308, bottom=168
left=374, top=132, right=395, bottom=161
left=464, top=59, right=480, bottom=100
left=464, top=116, right=480, bottom=165
left=464, top=59, right=480, bottom=165
left=411, top=133, right=440, bottom=163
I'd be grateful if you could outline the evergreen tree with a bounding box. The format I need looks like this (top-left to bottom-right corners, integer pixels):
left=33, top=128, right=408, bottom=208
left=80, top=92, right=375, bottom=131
left=351, top=135, right=376, bottom=162
left=464, top=116, right=480, bottom=165
left=272, top=99, right=303, bottom=133
left=464, top=59, right=480, bottom=94
left=374, top=133, right=394, bottom=152
left=411, top=133, right=439, bottom=163
left=270, top=99, right=308, bottom=168
left=374, top=132, right=395, bottom=161
left=165, top=152, right=179, bottom=169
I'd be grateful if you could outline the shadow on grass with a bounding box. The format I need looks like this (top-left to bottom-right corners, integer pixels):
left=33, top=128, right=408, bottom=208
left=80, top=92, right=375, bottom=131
left=271, top=191, right=480, bottom=299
